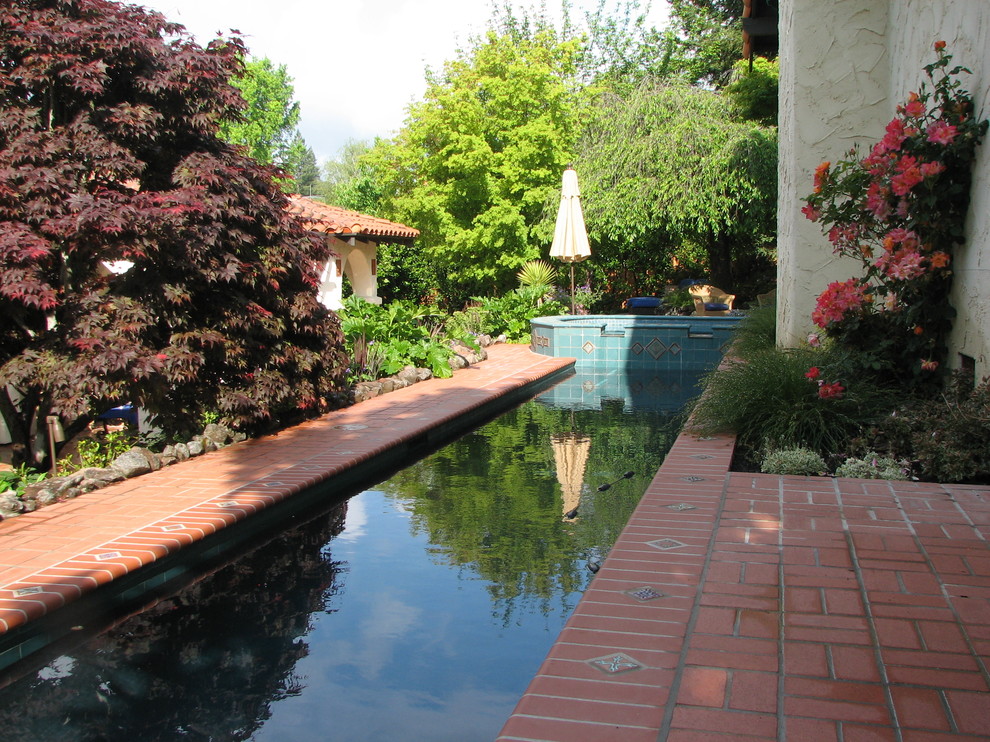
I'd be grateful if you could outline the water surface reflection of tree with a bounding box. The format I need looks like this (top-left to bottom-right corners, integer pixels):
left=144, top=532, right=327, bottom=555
left=0, top=503, right=348, bottom=742
left=378, top=402, right=679, bottom=625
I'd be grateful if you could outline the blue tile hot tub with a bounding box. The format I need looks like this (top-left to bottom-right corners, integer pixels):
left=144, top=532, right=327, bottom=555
left=530, top=314, right=742, bottom=370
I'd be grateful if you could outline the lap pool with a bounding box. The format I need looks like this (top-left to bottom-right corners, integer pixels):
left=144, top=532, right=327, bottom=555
left=0, top=338, right=733, bottom=741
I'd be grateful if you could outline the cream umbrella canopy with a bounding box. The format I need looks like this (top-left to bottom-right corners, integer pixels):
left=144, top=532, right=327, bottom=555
left=549, top=167, right=591, bottom=313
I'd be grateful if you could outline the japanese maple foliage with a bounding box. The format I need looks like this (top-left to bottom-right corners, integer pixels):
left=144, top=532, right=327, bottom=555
left=0, top=0, right=347, bottom=465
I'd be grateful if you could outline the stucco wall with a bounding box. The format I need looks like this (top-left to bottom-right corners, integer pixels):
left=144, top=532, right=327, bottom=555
left=778, top=0, right=990, bottom=379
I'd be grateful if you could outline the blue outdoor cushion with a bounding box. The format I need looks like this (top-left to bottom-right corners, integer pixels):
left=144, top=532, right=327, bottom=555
left=704, top=302, right=730, bottom=311
left=626, top=297, right=661, bottom=308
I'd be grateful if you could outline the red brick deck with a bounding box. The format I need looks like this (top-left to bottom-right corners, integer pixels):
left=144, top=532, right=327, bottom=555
left=1, top=345, right=988, bottom=739
left=497, top=433, right=990, bottom=741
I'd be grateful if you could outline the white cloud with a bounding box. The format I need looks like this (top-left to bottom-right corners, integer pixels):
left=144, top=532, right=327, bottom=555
left=131, top=0, right=670, bottom=163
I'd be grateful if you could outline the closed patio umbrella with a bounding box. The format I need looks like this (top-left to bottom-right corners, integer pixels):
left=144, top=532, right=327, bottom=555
left=549, top=167, right=591, bottom=313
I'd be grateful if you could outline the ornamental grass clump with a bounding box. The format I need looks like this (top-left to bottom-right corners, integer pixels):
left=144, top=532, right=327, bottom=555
left=690, top=345, right=892, bottom=460
left=803, top=42, right=988, bottom=391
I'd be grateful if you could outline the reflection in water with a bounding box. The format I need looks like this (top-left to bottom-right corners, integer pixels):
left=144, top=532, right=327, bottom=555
left=0, top=370, right=686, bottom=742
left=0, top=505, right=347, bottom=742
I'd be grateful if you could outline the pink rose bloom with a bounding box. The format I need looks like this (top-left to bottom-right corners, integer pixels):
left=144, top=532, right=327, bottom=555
left=801, top=203, right=821, bottom=221
left=920, top=161, right=946, bottom=177
left=865, top=182, right=890, bottom=218
left=921, top=360, right=939, bottom=372
left=818, top=382, right=845, bottom=400
left=877, top=248, right=925, bottom=281
left=807, top=333, right=821, bottom=348
left=903, top=95, right=925, bottom=118
left=880, top=118, right=907, bottom=151
left=812, top=280, right=869, bottom=327
left=927, top=120, right=958, bottom=145
left=805, top=366, right=821, bottom=380
left=891, top=166, right=923, bottom=196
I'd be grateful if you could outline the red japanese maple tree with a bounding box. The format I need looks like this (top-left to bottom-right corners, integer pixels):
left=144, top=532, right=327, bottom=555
left=0, top=0, right=347, bottom=466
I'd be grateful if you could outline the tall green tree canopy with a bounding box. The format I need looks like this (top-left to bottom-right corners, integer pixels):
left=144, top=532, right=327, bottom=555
left=369, top=15, right=581, bottom=306
left=0, top=0, right=347, bottom=466
left=667, top=0, right=745, bottom=87
left=576, top=81, right=777, bottom=292
left=219, top=56, right=301, bottom=168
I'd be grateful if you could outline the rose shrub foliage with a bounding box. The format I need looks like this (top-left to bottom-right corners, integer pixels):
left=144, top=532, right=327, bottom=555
left=803, top=43, right=988, bottom=390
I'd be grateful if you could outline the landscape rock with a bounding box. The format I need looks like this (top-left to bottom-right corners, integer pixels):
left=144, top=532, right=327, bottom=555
left=172, top=442, right=191, bottom=461
left=396, top=366, right=420, bottom=385
left=0, top=493, right=24, bottom=517
left=186, top=440, right=204, bottom=456
left=192, top=435, right=216, bottom=454
left=203, top=423, right=234, bottom=446
left=111, top=450, right=153, bottom=478
left=132, top=447, right=161, bottom=471
left=77, top=468, right=126, bottom=487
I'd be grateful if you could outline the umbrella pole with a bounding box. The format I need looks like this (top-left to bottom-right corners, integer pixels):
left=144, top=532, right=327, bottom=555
left=570, top=264, right=576, bottom=314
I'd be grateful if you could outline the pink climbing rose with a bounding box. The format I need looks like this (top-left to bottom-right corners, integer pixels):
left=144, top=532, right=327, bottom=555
left=812, top=280, right=869, bottom=327
left=927, top=120, right=958, bottom=145
left=817, top=382, right=845, bottom=400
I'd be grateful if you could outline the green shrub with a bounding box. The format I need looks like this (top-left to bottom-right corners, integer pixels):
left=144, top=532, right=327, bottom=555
left=761, top=448, right=825, bottom=476
left=691, top=346, right=893, bottom=457
left=75, top=430, right=136, bottom=470
left=0, top=464, right=46, bottom=497
left=834, top=453, right=909, bottom=480
left=453, top=288, right=566, bottom=343
left=339, top=297, right=455, bottom=380
left=516, top=260, right=557, bottom=290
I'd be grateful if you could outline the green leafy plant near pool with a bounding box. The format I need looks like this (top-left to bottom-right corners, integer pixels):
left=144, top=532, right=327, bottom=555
left=338, top=297, right=459, bottom=380
left=0, top=463, right=46, bottom=498
left=448, top=287, right=567, bottom=344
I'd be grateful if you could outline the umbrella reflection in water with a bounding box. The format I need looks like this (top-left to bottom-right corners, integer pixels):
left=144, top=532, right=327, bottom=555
left=551, top=430, right=591, bottom=521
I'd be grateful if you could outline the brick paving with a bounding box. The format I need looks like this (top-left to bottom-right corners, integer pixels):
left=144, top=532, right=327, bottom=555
left=498, top=433, right=990, bottom=741
left=0, top=344, right=988, bottom=740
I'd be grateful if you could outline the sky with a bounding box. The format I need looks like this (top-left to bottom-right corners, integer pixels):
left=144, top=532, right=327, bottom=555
left=132, top=0, right=671, bottom=165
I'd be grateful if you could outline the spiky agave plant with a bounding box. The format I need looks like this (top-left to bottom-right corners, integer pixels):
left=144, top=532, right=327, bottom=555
left=516, top=260, right=557, bottom=289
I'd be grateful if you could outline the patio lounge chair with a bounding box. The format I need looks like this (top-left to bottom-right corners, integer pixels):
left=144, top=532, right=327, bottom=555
left=688, top=285, right=735, bottom=316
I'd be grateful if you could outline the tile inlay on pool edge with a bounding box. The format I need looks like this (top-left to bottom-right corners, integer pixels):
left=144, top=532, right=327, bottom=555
left=587, top=652, right=645, bottom=675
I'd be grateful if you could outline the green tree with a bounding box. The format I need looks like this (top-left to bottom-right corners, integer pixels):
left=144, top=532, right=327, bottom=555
left=575, top=81, right=777, bottom=293
left=368, top=15, right=581, bottom=307
left=320, top=138, right=382, bottom=212
left=577, top=0, right=678, bottom=88
left=725, top=55, right=778, bottom=125
left=667, top=0, right=744, bottom=88
left=220, top=56, right=301, bottom=168
left=284, top=133, right=320, bottom=194
left=0, top=0, right=347, bottom=467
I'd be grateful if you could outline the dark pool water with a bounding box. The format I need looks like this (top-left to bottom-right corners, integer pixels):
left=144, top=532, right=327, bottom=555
left=0, top=369, right=699, bottom=742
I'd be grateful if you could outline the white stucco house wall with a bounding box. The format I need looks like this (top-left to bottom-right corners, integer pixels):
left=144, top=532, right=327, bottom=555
left=286, top=195, right=420, bottom=311
left=777, top=0, right=990, bottom=381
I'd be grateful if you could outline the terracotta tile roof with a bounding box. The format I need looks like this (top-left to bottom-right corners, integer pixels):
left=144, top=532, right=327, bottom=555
left=286, top=195, right=419, bottom=244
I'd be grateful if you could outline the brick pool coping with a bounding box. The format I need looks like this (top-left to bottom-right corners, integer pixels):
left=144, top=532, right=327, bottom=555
left=1, top=344, right=987, bottom=740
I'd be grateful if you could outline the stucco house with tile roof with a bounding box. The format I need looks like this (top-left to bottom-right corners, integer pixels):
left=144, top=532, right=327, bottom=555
left=777, top=0, right=990, bottom=381
left=285, top=195, right=419, bottom=311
